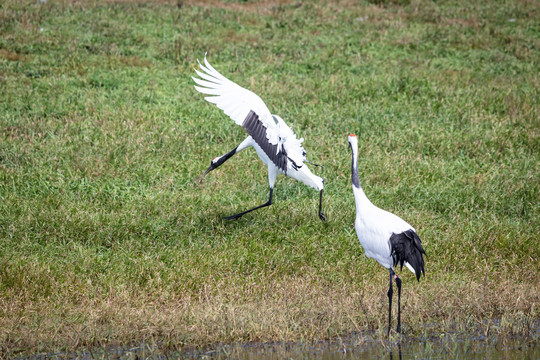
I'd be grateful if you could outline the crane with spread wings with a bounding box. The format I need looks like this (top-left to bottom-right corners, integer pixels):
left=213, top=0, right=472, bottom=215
left=193, top=57, right=326, bottom=221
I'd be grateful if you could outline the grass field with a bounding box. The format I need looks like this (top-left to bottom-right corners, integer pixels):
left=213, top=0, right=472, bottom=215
left=1, top=0, right=539, bottom=356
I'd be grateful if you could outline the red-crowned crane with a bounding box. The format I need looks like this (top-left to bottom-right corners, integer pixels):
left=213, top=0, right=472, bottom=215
left=192, top=57, right=326, bottom=221
left=348, top=134, right=425, bottom=334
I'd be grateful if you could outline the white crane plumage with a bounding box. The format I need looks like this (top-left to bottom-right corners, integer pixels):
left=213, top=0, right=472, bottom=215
left=193, top=56, right=325, bottom=221
left=348, top=134, right=425, bottom=334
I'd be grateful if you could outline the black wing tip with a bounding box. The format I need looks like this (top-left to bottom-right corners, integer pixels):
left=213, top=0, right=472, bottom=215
left=390, top=229, right=426, bottom=281
left=415, top=268, right=425, bottom=282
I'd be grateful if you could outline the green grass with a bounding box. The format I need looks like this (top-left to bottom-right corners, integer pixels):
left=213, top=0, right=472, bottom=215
left=0, top=0, right=539, bottom=356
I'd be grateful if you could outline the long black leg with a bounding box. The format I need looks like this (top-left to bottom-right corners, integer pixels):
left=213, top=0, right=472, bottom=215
left=223, top=188, right=273, bottom=221
left=395, top=275, right=402, bottom=333
left=387, top=268, right=394, bottom=336
left=318, top=189, right=326, bottom=221
left=203, top=147, right=237, bottom=176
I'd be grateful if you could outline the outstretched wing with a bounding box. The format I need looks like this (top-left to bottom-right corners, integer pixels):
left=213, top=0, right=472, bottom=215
left=192, top=56, right=279, bottom=146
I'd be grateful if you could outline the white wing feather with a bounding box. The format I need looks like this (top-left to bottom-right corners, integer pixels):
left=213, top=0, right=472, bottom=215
left=273, top=115, right=306, bottom=167
left=193, top=56, right=279, bottom=145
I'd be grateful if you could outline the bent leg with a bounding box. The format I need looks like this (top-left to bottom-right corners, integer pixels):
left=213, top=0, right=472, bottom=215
left=203, top=137, right=252, bottom=176
left=223, top=165, right=277, bottom=221
left=223, top=188, right=273, bottom=220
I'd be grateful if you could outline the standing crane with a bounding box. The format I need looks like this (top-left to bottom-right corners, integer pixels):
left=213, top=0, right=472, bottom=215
left=193, top=57, right=326, bottom=221
left=348, top=134, right=425, bottom=334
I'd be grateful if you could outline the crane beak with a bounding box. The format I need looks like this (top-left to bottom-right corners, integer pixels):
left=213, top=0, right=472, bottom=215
left=203, top=163, right=214, bottom=176
left=203, top=158, right=218, bottom=176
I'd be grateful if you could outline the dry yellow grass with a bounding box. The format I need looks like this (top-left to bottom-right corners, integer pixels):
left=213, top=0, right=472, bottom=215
left=1, top=272, right=538, bottom=354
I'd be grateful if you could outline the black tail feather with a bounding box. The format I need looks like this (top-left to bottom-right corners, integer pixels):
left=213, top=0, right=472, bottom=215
left=390, top=229, right=426, bottom=281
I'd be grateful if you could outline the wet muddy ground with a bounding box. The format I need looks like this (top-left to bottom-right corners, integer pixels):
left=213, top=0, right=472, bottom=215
left=21, top=331, right=539, bottom=359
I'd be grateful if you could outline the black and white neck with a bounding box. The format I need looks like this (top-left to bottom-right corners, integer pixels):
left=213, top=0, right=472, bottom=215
left=348, top=134, right=372, bottom=208
left=349, top=134, right=361, bottom=189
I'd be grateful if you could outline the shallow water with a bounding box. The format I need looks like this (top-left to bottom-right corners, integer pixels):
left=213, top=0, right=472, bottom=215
left=33, top=335, right=538, bottom=359
left=189, top=336, right=538, bottom=360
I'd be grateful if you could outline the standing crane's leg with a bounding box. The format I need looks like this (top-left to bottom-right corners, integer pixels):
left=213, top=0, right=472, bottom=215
left=318, top=189, right=326, bottom=221
left=395, top=274, right=402, bottom=333
left=387, top=268, right=395, bottom=336
left=222, top=165, right=278, bottom=221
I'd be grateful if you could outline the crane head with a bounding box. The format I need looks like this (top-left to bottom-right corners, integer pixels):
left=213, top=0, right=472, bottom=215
left=348, top=134, right=358, bottom=148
